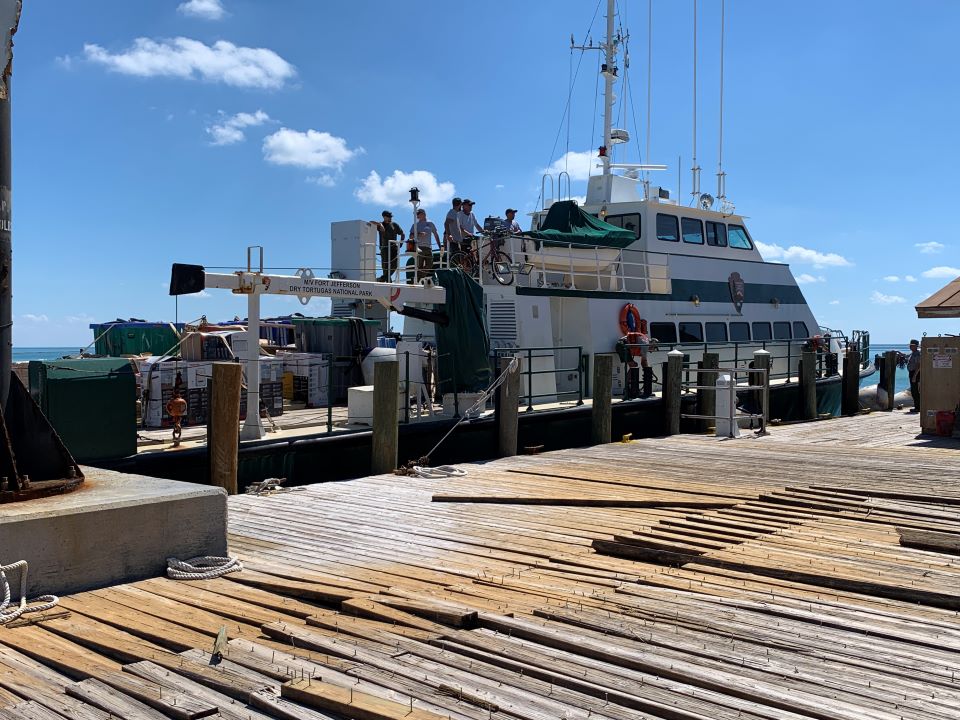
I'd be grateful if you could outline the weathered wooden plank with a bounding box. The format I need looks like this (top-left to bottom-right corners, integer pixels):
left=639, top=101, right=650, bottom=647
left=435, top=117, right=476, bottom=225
left=282, top=678, right=451, bottom=720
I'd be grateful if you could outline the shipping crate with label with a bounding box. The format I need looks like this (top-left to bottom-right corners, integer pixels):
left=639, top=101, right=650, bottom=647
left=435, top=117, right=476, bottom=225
left=920, top=336, right=960, bottom=434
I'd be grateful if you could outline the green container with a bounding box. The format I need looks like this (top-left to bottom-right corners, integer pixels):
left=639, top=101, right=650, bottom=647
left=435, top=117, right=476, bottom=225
left=28, top=358, right=137, bottom=462
left=91, top=322, right=180, bottom=357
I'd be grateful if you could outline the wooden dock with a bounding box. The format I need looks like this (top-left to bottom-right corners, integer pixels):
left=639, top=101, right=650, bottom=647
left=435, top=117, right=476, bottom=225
left=1, top=409, right=958, bottom=719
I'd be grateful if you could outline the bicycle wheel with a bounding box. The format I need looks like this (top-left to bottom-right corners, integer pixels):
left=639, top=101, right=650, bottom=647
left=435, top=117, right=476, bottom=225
left=450, top=251, right=475, bottom=275
left=489, top=251, right=514, bottom=286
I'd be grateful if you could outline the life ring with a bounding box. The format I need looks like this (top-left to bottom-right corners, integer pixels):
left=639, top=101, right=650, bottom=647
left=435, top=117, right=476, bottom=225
left=618, top=303, right=647, bottom=336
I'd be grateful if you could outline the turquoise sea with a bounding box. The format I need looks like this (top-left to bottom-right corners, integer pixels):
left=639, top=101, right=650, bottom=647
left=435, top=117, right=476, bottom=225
left=862, top=344, right=910, bottom=394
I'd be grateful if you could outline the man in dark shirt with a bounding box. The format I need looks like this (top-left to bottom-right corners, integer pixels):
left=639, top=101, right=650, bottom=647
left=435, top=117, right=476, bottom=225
left=371, top=210, right=404, bottom=282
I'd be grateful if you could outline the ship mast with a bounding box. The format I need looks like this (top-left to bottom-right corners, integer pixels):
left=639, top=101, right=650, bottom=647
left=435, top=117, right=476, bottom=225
left=600, top=0, right=616, bottom=177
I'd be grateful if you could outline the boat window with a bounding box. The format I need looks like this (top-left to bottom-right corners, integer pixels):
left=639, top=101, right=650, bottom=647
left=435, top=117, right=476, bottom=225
left=681, top=217, right=704, bottom=244
left=656, top=214, right=679, bottom=242
left=773, top=321, right=791, bottom=340
left=730, top=322, right=750, bottom=342
left=679, top=322, right=703, bottom=343
left=728, top=224, right=753, bottom=249
left=793, top=321, right=810, bottom=339
left=606, top=213, right=640, bottom=238
left=705, top=322, right=728, bottom=342
left=752, top=322, right=772, bottom=341
left=650, top=321, right=677, bottom=344
left=705, top=221, right=727, bottom=247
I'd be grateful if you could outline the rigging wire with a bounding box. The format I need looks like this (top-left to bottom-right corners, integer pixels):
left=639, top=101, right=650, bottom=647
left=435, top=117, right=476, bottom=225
left=718, top=0, right=726, bottom=200
left=691, top=0, right=698, bottom=205
left=645, top=0, right=652, bottom=188
left=538, top=0, right=604, bottom=209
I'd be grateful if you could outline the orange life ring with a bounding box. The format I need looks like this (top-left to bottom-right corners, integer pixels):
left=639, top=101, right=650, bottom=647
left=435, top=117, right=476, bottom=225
left=618, top=303, right=647, bottom=336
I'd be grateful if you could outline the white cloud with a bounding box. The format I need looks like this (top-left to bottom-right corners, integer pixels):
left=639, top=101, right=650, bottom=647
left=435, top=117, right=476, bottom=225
left=262, top=128, right=358, bottom=173
left=870, top=291, right=905, bottom=305
left=177, top=0, right=226, bottom=20
left=65, top=313, right=95, bottom=324
left=921, top=266, right=960, bottom=279
left=905, top=275, right=917, bottom=282
left=306, top=174, right=336, bottom=188
left=542, top=150, right=595, bottom=182
left=355, top=169, right=455, bottom=208
left=84, top=37, right=296, bottom=89
left=207, top=109, right=270, bottom=145
left=754, top=241, right=852, bottom=268
left=916, top=241, right=944, bottom=254
left=882, top=275, right=899, bottom=282
left=495, top=184, right=504, bottom=190
left=796, top=273, right=825, bottom=284
left=829, top=300, right=840, bottom=305
left=22, top=313, right=49, bottom=323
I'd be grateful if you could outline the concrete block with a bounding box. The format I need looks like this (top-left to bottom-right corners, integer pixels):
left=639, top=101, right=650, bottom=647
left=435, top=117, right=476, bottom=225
left=0, top=466, right=227, bottom=597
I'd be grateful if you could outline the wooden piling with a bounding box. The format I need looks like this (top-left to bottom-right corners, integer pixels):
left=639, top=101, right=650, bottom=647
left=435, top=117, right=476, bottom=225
left=800, top=350, right=817, bottom=420
left=209, top=362, right=241, bottom=495
left=664, top=350, right=684, bottom=435
left=372, top=360, right=399, bottom=475
left=753, top=349, right=771, bottom=428
left=842, top=349, right=861, bottom=416
left=591, top=354, right=613, bottom=445
left=697, top=352, right=719, bottom=432
left=495, top=356, right=521, bottom=457
left=883, top=350, right=897, bottom=411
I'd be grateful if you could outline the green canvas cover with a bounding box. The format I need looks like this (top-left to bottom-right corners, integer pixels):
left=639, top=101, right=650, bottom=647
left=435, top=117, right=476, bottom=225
left=92, top=322, right=180, bottom=357
left=434, top=268, right=491, bottom=394
left=523, top=200, right=636, bottom=249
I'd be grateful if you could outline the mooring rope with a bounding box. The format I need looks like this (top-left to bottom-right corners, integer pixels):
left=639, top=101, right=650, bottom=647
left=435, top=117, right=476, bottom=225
left=166, top=556, right=243, bottom=581
left=0, top=561, right=58, bottom=625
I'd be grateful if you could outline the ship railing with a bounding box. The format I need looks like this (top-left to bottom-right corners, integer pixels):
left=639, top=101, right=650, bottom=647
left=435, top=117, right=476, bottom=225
left=680, top=365, right=770, bottom=437
left=498, top=235, right=671, bottom=294
left=618, top=337, right=844, bottom=395
left=491, top=345, right=584, bottom=412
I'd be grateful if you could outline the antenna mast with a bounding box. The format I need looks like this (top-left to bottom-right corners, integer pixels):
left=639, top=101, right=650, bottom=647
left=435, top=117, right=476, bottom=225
left=716, top=0, right=727, bottom=207
left=690, top=0, right=701, bottom=204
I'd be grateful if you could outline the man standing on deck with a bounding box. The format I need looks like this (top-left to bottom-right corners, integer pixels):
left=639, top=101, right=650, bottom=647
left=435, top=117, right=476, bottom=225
left=907, top=339, right=921, bottom=411
left=502, top=208, right=522, bottom=234
left=370, top=210, right=404, bottom=282
left=444, top=197, right=463, bottom=259
left=409, top=209, right=440, bottom=282
left=458, top=199, right=482, bottom=248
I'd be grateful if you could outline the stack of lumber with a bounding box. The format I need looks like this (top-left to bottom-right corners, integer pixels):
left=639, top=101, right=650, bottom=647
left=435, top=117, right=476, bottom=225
left=0, top=410, right=955, bottom=718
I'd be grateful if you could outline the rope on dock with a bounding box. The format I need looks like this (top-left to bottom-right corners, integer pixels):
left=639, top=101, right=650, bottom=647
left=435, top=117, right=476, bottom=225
left=0, top=560, right=58, bottom=625
left=166, top=556, right=243, bottom=581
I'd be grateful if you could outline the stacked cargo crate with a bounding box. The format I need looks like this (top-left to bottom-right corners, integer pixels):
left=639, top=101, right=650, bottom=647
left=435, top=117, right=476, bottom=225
left=278, top=352, right=330, bottom=408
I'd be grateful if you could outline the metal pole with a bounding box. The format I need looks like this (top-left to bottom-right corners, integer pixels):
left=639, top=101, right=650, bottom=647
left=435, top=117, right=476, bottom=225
left=0, top=7, right=13, bottom=408
left=239, top=289, right=264, bottom=440
left=526, top=348, right=534, bottom=412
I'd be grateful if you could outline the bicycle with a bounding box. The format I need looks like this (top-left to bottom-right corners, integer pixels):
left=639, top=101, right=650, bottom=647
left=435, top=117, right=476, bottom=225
left=449, top=228, right=515, bottom=286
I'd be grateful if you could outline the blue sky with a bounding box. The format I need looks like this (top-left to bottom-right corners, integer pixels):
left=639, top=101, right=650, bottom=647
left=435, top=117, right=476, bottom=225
left=11, top=0, right=960, bottom=346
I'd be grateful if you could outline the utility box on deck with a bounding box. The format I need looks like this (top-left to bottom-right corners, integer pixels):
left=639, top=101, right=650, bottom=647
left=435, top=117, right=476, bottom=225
left=919, top=336, right=960, bottom=434
left=28, top=358, right=137, bottom=461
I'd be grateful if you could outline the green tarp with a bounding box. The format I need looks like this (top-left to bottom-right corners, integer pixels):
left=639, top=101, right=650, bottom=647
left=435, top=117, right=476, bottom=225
left=522, top=200, right=636, bottom=249
left=434, top=268, right=491, bottom=394
left=92, top=322, right=181, bottom=357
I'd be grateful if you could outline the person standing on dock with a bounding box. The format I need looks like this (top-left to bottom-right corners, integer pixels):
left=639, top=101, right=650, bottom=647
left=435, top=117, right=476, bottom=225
left=371, top=211, right=404, bottom=282
left=409, top=209, right=440, bottom=282
left=907, top=339, right=921, bottom=411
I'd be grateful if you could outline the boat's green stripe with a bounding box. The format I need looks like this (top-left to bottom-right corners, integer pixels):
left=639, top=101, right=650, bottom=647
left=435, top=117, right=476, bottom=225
left=517, top=279, right=807, bottom=305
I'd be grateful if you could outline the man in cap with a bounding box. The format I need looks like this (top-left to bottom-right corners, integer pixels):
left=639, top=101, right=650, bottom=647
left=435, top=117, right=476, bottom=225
left=458, top=199, right=482, bottom=248
left=502, top=208, right=522, bottom=234
left=370, top=210, right=404, bottom=282
left=444, top=197, right=464, bottom=259
left=907, top=338, right=921, bottom=411
left=409, top=208, right=440, bottom=282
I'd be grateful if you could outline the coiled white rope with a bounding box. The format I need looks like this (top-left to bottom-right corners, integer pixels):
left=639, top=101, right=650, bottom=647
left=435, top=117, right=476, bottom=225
left=166, top=556, right=243, bottom=581
left=0, top=560, right=58, bottom=625
left=411, top=465, right=468, bottom=479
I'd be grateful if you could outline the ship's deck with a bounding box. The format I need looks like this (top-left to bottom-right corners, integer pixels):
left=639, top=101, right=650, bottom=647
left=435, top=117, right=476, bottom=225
left=1, top=408, right=957, bottom=719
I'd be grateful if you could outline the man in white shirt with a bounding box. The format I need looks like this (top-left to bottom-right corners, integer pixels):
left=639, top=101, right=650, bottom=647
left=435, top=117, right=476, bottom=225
left=444, top=197, right=463, bottom=263
left=409, top=208, right=440, bottom=282
left=502, top=208, right=522, bottom=234
left=458, top=199, right=482, bottom=248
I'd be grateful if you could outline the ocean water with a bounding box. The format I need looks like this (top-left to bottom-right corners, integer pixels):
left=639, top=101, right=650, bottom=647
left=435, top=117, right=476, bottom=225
left=12, top=347, right=84, bottom=362
left=862, top=344, right=911, bottom=394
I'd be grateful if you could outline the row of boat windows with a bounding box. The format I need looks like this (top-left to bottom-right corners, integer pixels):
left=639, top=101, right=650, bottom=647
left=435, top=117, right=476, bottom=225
left=650, top=320, right=811, bottom=344
left=603, top=213, right=754, bottom=249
